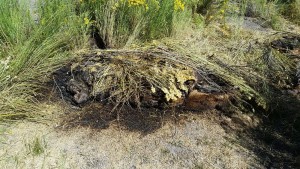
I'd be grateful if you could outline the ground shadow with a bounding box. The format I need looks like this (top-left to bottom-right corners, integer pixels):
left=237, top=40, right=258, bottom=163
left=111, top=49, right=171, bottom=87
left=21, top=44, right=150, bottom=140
left=60, top=103, right=181, bottom=135
left=222, top=89, right=300, bottom=168
left=52, top=84, right=300, bottom=168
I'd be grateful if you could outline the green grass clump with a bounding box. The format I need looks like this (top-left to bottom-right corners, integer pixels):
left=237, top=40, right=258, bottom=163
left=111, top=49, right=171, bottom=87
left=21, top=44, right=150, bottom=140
left=242, top=0, right=284, bottom=30
left=279, top=0, right=300, bottom=25
left=0, top=0, right=35, bottom=58
left=26, top=137, right=46, bottom=156
left=241, top=0, right=300, bottom=29
left=31, top=137, right=45, bottom=156
left=0, top=0, right=88, bottom=118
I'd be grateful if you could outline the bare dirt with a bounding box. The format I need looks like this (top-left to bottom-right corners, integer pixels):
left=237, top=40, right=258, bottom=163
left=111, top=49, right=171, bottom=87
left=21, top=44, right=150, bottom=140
left=0, top=103, right=263, bottom=169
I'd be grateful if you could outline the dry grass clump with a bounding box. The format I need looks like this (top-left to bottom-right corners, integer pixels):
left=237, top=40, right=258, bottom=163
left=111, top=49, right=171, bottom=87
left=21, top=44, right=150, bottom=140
left=163, top=23, right=299, bottom=111
left=70, top=48, right=198, bottom=109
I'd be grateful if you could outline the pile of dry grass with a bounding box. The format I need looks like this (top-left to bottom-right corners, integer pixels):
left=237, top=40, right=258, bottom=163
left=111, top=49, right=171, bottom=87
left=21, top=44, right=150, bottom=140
left=54, top=47, right=212, bottom=110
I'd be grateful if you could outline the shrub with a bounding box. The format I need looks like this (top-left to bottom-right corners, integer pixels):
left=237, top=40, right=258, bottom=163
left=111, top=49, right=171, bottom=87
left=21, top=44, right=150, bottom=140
left=77, top=0, right=186, bottom=48
left=187, top=0, right=229, bottom=26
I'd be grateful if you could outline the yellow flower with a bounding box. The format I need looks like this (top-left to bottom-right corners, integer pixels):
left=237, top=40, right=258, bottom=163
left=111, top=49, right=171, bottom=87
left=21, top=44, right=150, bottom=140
left=126, top=0, right=151, bottom=11
left=174, top=0, right=184, bottom=11
left=84, top=17, right=90, bottom=25
left=128, top=0, right=146, bottom=6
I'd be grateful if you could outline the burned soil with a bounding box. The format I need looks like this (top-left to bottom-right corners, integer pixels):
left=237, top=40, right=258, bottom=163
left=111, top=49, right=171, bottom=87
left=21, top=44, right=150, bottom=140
left=49, top=33, right=300, bottom=168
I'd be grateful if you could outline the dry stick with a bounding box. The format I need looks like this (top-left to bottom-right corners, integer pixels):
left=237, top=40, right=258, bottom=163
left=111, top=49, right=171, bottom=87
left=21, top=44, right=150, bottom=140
left=52, top=77, right=66, bottom=103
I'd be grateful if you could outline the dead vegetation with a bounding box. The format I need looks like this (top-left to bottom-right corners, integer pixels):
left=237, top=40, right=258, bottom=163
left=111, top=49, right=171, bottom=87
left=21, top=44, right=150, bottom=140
left=52, top=47, right=231, bottom=113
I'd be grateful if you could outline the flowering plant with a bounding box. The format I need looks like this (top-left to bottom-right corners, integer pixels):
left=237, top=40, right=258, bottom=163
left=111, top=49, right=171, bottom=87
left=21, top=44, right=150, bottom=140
left=78, top=0, right=186, bottom=47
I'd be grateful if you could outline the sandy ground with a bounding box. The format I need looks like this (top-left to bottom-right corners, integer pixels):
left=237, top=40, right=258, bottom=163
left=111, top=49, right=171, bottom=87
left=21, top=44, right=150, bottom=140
left=0, top=103, right=263, bottom=169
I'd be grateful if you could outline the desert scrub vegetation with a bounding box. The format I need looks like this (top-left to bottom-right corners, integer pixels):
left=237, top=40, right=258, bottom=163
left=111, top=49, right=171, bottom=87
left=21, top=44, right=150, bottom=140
left=188, top=0, right=229, bottom=26
left=77, top=0, right=187, bottom=48
left=0, top=0, right=88, bottom=118
left=0, top=0, right=196, bottom=118
left=0, top=0, right=299, bottom=119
